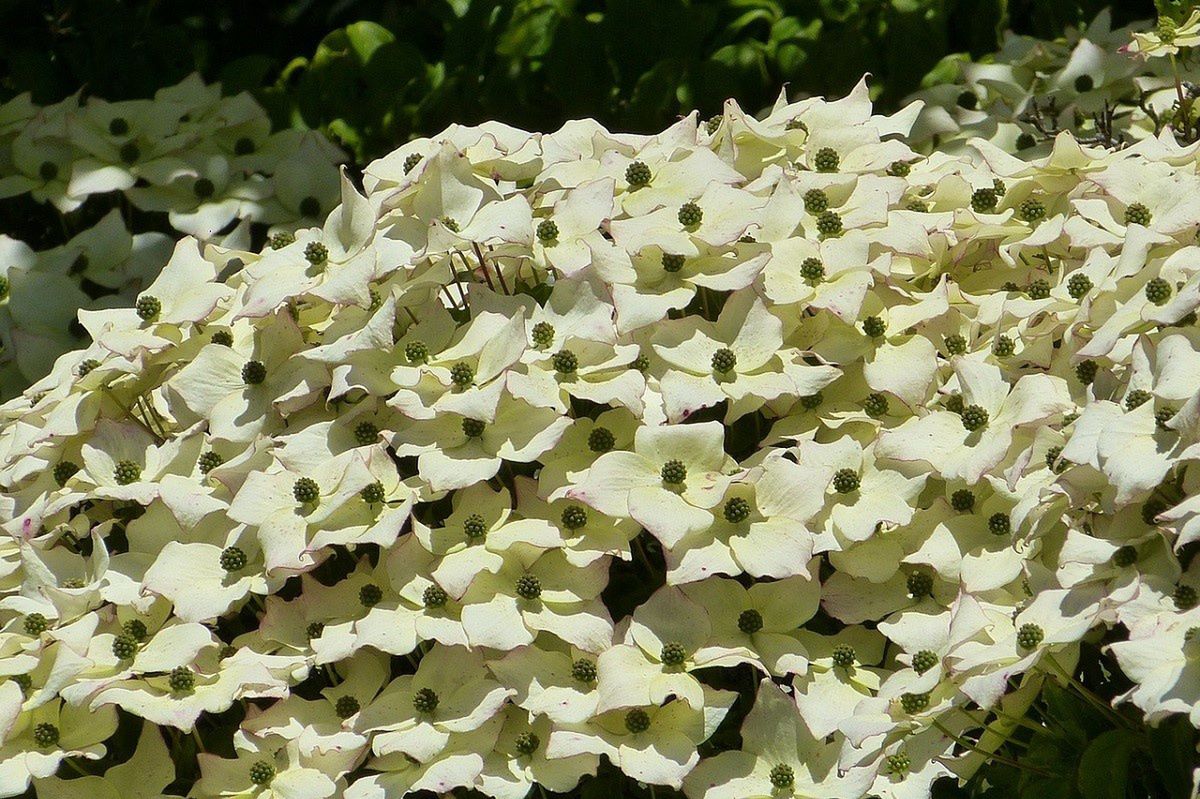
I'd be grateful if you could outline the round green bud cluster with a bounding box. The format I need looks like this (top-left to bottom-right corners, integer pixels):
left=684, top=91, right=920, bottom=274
left=23, top=613, right=49, bottom=636
left=413, top=687, right=439, bottom=713
left=1016, top=623, right=1044, bottom=649
left=1112, top=545, right=1138, bottom=568
left=588, top=427, right=616, bottom=453
left=1142, top=498, right=1166, bottom=526
left=737, top=609, right=763, bottom=634
left=912, top=650, right=938, bottom=674
left=1074, top=74, right=1094, bottom=93
left=661, top=459, right=687, bottom=485
left=304, top=242, right=329, bottom=266
left=335, top=695, right=360, bottom=718
left=1018, top=197, right=1046, bottom=222
left=831, top=643, right=856, bottom=668
left=907, top=570, right=934, bottom=598
left=12, top=674, right=32, bottom=694
left=112, top=633, right=138, bottom=660
left=299, top=197, right=322, bottom=218
left=405, top=340, right=429, bottom=364
left=210, top=328, right=234, bottom=346
left=957, top=90, right=979, bottom=109
left=1124, top=389, right=1152, bottom=410
left=1016, top=132, right=1037, bottom=151
left=242, top=360, right=267, bottom=385
left=832, top=469, right=860, bottom=494
left=625, top=161, right=652, bottom=187
left=1075, top=359, right=1098, bottom=385
left=515, top=574, right=542, bottom=600
left=234, top=137, right=256, bottom=155
left=711, top=347, right=737, bottom=374
left=1175, top=584, right=1198, bottom=611
left=678, top=202, right=703, bottom=227
left=269, top=231, right=296, bottom=249
left=813, top=147, right=839, bottom=172
left=961, top=405, right=989, bottom=432
left=123, top=619, right=148, bottom=642
left=864, top=392, right=889, bottom=418
left=988, top=512, right=1011, bottom=536
left=33, top=723, right=59, bottom=748
left=220, top=546, right=247, bottom=572
left=1124, top=202, right=1152, bottom=227
left=631, top=355, right=648, bottom=374
left=450, top=362, right=474, bottom=388
left=536, top=219, right=559, bottom=242
left=906, top=199, right=929, bottom=212
left=531, top=322, right=555, bottom=349
left=887, top=160, right=911, bottom=177
left=135, top=295, right=161, bottom=321
left=900, top=692, right=930, bottom=713
left=662, top=253, right=685, bottom=273
left=441, top=216, right=460, bottom=232
left=970, top=188, right=998, bottom=214
left=660, top=641, right=687, bottom=666
left=219, top=644, right=238, bottom=660
left=1156, top=406, right=1177, bottom=430
left=1158, top=16, right=1178, bottom=42
left=1145, top=277, right=1172, bottom=306
left=993, top=335, right=1015, bottom=357
left=293, top=477, right=320, bottom=504
left=801, top=392, right=824, bottom=410
left=53, top=461, right=80, bottom=487
left=552, top=349, right=578, bottom=374
left=800, top=257, right=825, bottom=283
left=403, top=153, right=422, bottom=173
left=885, top=752, right=911, bottom=775
left=1001, top=281, right=1019, bottom=292
left=572, top=658, right=597, bottom=683
left=0, top=275, right=7, bottom=300
left=951, top=489, right=975, bottom=512
left=359, top=583, right=383, bottom=607
left=1067, top=274, right=1093, bottom=300
left=863, top=316, right=886, bottom=338
left=168, top=667, right=195, bottom=693
left=706, top=116, right=722, bottom=134
left=803, top=189, right=829, bottom=214
left=624, top=708, right=651, bottom=734
left=816, top=210, right=843, bottom=236
left=422, top=583, right=448, bottom=609
left=1028, top=279, right=1051, bottom=300
left=462, top=417, right=486, bottom=438
left=944, top=334, right=967, bottom=356
left=306, top=621, right=325, bottom=640
left=353, top=421, right=379, bottom=447
left=945, top=393, right=964, bottom=413
left=515, top=731, right=540, bottom=755
left=1045, top=446, right=1067, bottom=473
left=113, top=460, right=142, bottom=485
left=993, top=179, right=1007, bottom=197
left=198, top=451, right=224, bottom=474
left=109, top=117, right=130, bottom=136
left=769, top=764, right=795, bottom=789
left=561, top=505, right=588, bottom=530
left=193, top=177, right=215, bottom=199
left=119, top=141, right=140, bottom=164
left=463, top=514, right=488, bottom=540
left=249, top=761, right=275, bottom=786
left=361, top=481, right=385, bottom=504
left=723, top=497, right=751, bottom=523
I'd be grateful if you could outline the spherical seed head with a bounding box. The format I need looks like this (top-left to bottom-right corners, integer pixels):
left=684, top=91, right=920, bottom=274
left=461, top=417, right=486, bottom=438
left=1112, top=545, right=1137, bottom=568
left=403, top=152, right=422, bottom=173
left=123, top=619, right=148, bottom=642
left=988, top=513, right=1011, bottom=536
left=1156, top=405, right=1178, bottom=430
left=1142, top=498, right=1166, bottom=525
left=293, top=477, right=320, bottom=504
left=398, top=340, right=428, bottom=366
left=0, top=275, right=7, bottom=299
left=198, top=451, right=224, bottom=475
left=900, top=692, right=929, bottom=713
left=23, top=613, right=48, bottom=636
left=1016, top=623, right=1044, bottom=649
left=218, top=643, right=238, bottom=660
left=1045, top=445, right=1065, bottom=472
left=816, top=210, right=843, bottom=236
left=863, top=316, right=886, bottom=338
left=1075, top=359, right=1098, bottom=385
left=1067, top=273, right=1093, bottom=300
left=711, top=347, right=737, bottom=374
left=269, top=231, right=295, bottom=250
left=1016, top=132, right=1037, bottom=150
left=1125, top=389, right=1152, bottom=410
left=625, top=160, right=652, bottom=187
left=423, top=584, right=448, bottom=608
left=723, top=497, right=751, bottom=523
left=738, top=608, right=763, bottom=634
left=803, top=188, right=829, bottom=214
left=119, top=141, right=140, bottom=164
left=661, top=459, right=687, bottom=485
left=678, top=201, right=703, bottom=227
left=1019, top=197, right=1046, bottom=222
left=912, top=650, right=938, bottom=674
left=304, top=241, right=329, bottom=266
left=306, top=621, right=325, bottom=640
left=552, top=349, right=578, bottom=374
left=1175, top=584, right=1199, bottom=610
left=531, top=322, right=555, bottom=349
left=970, top=188, right=997, bottom=214
left=906, top=199, right=929, bottom=212
left=12, top=674, right=32, bottom=694
left=1001, top=281, right=1019, bottom=292
left=299, top=196, right=321, bottom=218
left=249, top=760, right=275, bottom=786
left=660, top=641, right=687, bottom=666
left=587, top=426, right=616, bottom=453
left=515, top=574, right=542, bottom=600
left=887, top=160, right=911, bottom=177
left=61, top=578, right=84, bottom=589
left=624, top=708, right=651, bottom=734
left=109, top=116, right=130, bottom=136
left=662, top=253, right=685, bottom=273
left=503, top=729, right=540, bottom=757
left=561, top=505, right=588, bottom=530
left=413, top=687, right=439, bottom=713
left=814, top=147, right=839, bottom=172
left=800, top=392, right=824, bottom=410
left=359, top=583, right=383, bottom=607
left=950, top=489, right=975, bottom=512
left=53, top=461, right=80, bottom=487
left=769, top=763, right=795, bottom=789
left=800, top=257, right=825, bottom=283
left=135, top=295, right=161, bottom=321
left=242, top=360, right=266, bottom=385
left=705, top=116, right=722, bottom=134
left=450, top=361, right=474, bottom=388
left=992, top=178, right=1007, bottom=196
left=831, top=643, right=856, bottom=668
left=33, top=723, right=59, bottom=748
left=1145, top=277, right=1172, bottom=305
left=463, top=513, right=487, bottom=540
left=234, top=136, right=255, bottom=155
left=832, top=469, right=860, bottom=494
left=536, top=219, right=559, bottom=242
left=219, top=546, right=247, bottom=573
left=335, top=694, right=360, bottom=719
left=961, top=405, right=989, bottom=432
left=864, top=392, right=888, bottom=418
left=361, top=482, right=385, bottom=504
left=886, top=753, right=911, bottom=775
left=113, top=460, right=141, bottom=485
left=572, top=658, right=597, bottom=683
left=993, top=335, right=1015, bottom=356
left=944, top=334, right=967, bottom=356
left=112, top=633, right=138, bottom=660
left=169, top=666, right=195, bottom=693
left=907, top=570, right=933, bottom=598
left=1028, top=279, right=1051, bottom=300
left=1124, top=202, right=1152, bottom=227
left=353, top=421, right=379, bottom=447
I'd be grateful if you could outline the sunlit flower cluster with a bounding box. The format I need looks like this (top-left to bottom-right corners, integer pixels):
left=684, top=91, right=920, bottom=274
left=1, top=29, right=1199, bottom=799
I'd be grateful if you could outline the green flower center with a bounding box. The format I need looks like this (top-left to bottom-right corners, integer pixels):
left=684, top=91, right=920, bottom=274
left=249, top=760, right=275, bottom=786
left=1016, top=623, right=1044, bottom=649
left=831, top=643, right=856, bottom=668
left=661, top=459, right=687, bottom=485
left=587, top=426, right=616, bottom=453
left=537, top=219, right=559, bottom=242
left=220, top=546, right=247, bottom=572
left=624, top=708, right=651, bottom=734
left=832, top=469, right=860, bottom=494
left=335, top=695, right=361, bottom=718
left=293, top=477, right=320, bottom=504
left=242, top=360, right=267, bottom=385
left=113, top=460, right=142, bottom=485
left=413, top=687, right=439, bottom=713
left=169, top=666, right=196, bottom=693
left=625, top=160, right=652, bottom=188
left=738, top=609, right=763, bottom=634
left=359, top=583, right=383, bottom=607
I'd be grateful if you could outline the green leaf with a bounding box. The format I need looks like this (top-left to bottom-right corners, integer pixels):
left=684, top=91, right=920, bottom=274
left=1147, top=717, right=1199, bottom=799
left=1077, top=729, right=1137, bottom=799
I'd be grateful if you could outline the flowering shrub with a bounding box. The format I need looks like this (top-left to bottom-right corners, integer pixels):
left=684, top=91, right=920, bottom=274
left=1, top=18, right=1200, bottom=799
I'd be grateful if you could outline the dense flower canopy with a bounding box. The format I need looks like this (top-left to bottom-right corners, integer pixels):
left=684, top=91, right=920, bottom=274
left=1, top=13, right=1199, bottom=799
